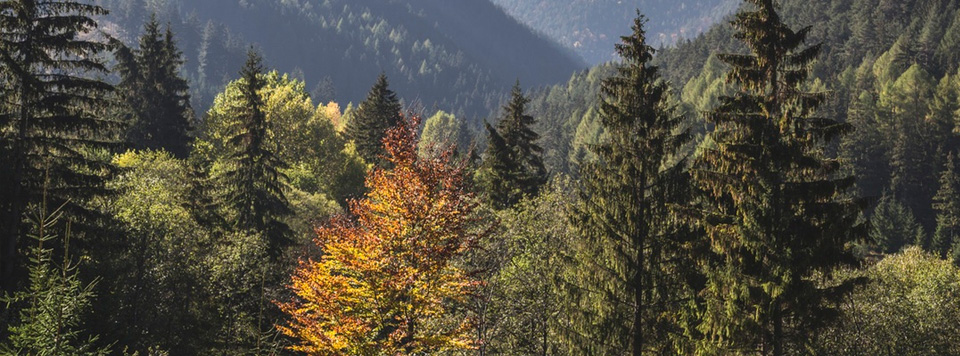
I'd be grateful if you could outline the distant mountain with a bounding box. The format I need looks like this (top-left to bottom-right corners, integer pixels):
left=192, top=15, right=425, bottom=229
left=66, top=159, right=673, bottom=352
left=490, top=0, right=740, bottom=64
left=94, top=0, right=585, bottom=118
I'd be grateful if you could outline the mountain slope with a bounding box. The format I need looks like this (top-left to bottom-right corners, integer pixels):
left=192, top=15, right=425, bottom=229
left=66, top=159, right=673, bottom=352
left=95, top=0, right=584, bottom=118
left=490, top=0, right=739, bottom=64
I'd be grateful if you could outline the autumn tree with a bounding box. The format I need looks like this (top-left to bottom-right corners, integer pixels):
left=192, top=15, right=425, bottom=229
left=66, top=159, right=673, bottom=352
left=0, top=0, right=119, bottom=293
left=278, top=115, right=483, bottom=355
left=345, top=73, right=402, bottom=167
left=691, top=0, right=866, bottom=354
left=562, top=14, right=693, bottom=355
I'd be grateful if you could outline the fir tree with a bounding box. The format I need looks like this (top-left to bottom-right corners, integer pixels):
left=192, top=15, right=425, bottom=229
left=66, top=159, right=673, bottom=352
left=872, top=193, right=924, bottom=254
left=938, top=10, right=960, bottom=74
left=933, top=153, right=960, bottom=258
left=0, top=0, right=119, bottom=293
left=562, top=14, right=692, bottom=355
left=345, top=73, right=402, bottom=166
left=2, top=200, right=110, bottom=355
left=480, top=81, right=546, bottom=209
left=117, top=15, right=194, bottom=157
left=691, top=0, right=866, bottom=354
left=220, top=49, right=292, bottom=259
left=885, top=64, right=939, bottom=230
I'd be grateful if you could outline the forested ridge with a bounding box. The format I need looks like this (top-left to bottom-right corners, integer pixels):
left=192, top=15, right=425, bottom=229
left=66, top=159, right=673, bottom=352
left=2, top=0, right=960, bottom=355
left=94, top=0, right=584, bottom=119
left=490, top=0, right=741, bottom=64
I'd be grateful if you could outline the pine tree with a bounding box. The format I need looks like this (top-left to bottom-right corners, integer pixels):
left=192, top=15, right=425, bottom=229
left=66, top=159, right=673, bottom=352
left=220, top=49, right=292, bottom=259
left=345, top=73, right=402, bottom=166
left=691, top=1, right=866, bottom=354
left=933, top=153, right=960, bottom=258
left=562, top=14, right=692, bottom=355
left=117, top=15, right=193, bottom=157
left=479, top=81, right=546, bottom=209
left=0, top=0, right=119, bottom=293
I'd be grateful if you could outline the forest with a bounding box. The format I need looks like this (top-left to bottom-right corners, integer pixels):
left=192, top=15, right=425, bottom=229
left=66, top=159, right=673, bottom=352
left=490, top=0, right=741, bottom=64
left=2, top=0, right=960, bottom=355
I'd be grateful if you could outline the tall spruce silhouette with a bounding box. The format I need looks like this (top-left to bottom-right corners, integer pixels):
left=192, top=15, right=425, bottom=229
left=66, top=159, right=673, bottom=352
left=480, top=81, right=546, bottom=209
left=691, top=0, right=866, bottom=354
left=562, top=14, right=693, bottom=355
left=0, top=0, right=119, bottom=292
left=117, top=15, right=194, bottom=157
left=220, top=49, right=292, bottom=259
left=345, top=73, right=402, bottom=167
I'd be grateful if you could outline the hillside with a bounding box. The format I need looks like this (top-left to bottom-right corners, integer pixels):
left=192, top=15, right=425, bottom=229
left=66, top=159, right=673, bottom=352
left=532, top=0, right=960, bottom=236
left=490, top=0, right=740, bottom=64
left=95, top=0, right=584, bottom=118
left=6, top=0, right=960, bottom=355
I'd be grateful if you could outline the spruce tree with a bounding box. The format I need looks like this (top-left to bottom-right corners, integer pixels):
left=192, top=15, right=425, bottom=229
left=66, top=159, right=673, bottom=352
left=480, top=122, right=514, bottom=206
left=885, top=64, right=939, bottom=230
left=344, top=73, right=402, bottom=166
left=0, top=0, right=119, bottom=293
left=933, top=153, right=960, bottom=258
left=691, top=1, right=865, bottom=354
left=2, top=201, right=109, bottom=355
left=118, top=15, right=193, bottom=157
left=562, top=14, right=692, bottom=355
left=220, top=49, right=292, bottom=258
left=871, top=193, right=924, bottom=254
left=480, top=81, right=546, bottom=209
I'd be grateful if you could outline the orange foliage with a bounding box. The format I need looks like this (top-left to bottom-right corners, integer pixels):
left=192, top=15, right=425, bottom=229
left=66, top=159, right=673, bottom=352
left=277, top=115, right=483, bottom=355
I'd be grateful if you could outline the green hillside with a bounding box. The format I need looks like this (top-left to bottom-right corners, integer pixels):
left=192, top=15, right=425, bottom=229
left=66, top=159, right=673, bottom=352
left=491, top=0, right=739, bottom=63
left=96, top=0, right=585, bottom=117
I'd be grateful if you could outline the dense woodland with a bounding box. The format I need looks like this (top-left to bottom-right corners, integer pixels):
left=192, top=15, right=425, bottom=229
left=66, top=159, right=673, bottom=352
left=2, top=0, right=960, bottom=355
left=490, top=0, right=741, bottom=64
left=92, top=0, right=584, bottom=120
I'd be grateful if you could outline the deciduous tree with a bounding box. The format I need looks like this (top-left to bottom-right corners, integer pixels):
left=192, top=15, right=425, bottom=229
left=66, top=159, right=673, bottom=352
left=278, top=115, right=483, bottom=355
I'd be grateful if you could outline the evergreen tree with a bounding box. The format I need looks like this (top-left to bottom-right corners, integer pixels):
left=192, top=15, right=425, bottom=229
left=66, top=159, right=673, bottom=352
left=691, top=0, right=865, bottom=354
left=480, top=81, right=547, bottom=209
left=118, top=15, right=194, bottom=157
left=933, top=153, right=960, bottom=258
left=562, top=14, right=692, bottom=355
left=344, top=73, right=402, bottom=166
left=871, top=192, right=924, bottom=254
left=2, top=200, right=110, bottom=355
left=220, top=49, right=292, bottom=258
left=937, top=10, right=960, bottom=74
left=0, top=0, right=119, bottom=293
left=884, top=64, right=939, bottom=230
